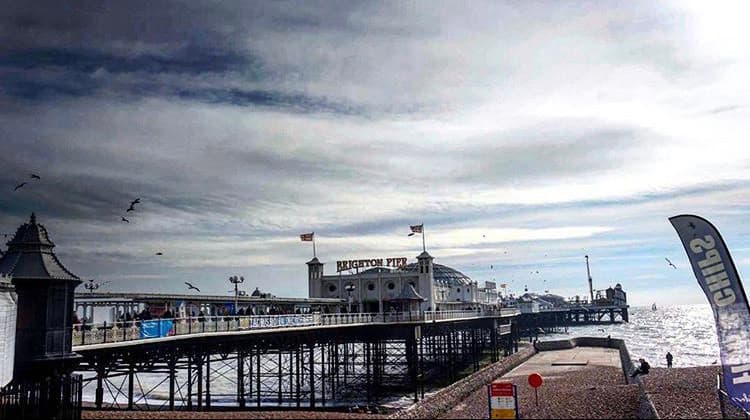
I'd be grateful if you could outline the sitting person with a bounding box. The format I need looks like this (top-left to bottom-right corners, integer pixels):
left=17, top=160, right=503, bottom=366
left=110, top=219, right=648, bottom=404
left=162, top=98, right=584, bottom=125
left=631, top=358, right=651, bottom=377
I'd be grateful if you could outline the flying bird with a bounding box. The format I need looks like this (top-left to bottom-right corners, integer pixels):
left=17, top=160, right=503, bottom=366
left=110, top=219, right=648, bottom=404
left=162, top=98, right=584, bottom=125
left=131, top=198, right=141, bottom=206
left=30, top=174, right=41, bottom=180
left=126, top=204, right=136, bottom=212
left=13, top=182, right=26, bottom=191
left=155, top=252, right=163, bottom=256
left=665, top=258, right=677, bottom=269
left=185, top=282, right=200, bottom=292
left=121, top=217, right=130, bottom=223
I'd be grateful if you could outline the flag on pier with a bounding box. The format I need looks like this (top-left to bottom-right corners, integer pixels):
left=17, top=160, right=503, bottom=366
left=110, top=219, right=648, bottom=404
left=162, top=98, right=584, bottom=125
left=408, top=223, right=426, bottom=252
left=300, top=232, right=316, bottom=257
left=670, top=214, right=750, bottom=412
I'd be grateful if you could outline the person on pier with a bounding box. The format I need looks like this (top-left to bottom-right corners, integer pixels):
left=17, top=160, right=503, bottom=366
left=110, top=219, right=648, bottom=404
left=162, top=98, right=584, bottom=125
left=666, top=352, right=674, bottom=368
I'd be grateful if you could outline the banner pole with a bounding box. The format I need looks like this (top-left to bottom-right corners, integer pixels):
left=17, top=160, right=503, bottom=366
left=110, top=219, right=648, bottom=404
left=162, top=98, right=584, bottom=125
left=422, top=224, right=426, bottom=253
left=313, top=236, right=317, bottom=258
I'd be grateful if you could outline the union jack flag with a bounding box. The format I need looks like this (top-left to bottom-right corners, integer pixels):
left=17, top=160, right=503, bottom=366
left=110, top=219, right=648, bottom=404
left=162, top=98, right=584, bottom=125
left=408, top=224, right=423, bottom=236
left=300, top=232, right=314, bottom=241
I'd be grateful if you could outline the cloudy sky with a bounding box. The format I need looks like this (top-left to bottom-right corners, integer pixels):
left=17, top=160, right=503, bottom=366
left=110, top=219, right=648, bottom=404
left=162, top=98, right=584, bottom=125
left=1, top=1, right=749, bottom=306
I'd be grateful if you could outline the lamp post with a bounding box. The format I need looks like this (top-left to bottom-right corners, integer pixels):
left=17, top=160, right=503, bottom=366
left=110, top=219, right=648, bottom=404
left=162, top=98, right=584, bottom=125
left=229, top=275, right=244, bottom=314
left=84, top=279, right=100, bottom=293
left=345, top=283, right=356, bottom=313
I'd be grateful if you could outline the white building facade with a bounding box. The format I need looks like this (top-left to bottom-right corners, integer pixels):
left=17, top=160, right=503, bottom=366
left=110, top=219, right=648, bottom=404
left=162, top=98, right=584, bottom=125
left=308, top=251, right=484, bottom=312
left=0, top=274, right=17, bottom=387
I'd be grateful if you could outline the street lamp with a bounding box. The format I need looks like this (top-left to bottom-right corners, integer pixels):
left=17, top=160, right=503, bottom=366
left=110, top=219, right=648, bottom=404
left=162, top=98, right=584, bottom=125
left=229, top=275, right=244, bottom=314
left=345, top=283, right=356, bottom=313
left=84, top=279, right=100, bottom=293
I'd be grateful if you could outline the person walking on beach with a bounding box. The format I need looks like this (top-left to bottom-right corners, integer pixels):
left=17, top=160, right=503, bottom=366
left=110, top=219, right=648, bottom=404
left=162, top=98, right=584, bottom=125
left=666, top=352, right=673, bottom=368
left=631, top=358, right=651, bottom=377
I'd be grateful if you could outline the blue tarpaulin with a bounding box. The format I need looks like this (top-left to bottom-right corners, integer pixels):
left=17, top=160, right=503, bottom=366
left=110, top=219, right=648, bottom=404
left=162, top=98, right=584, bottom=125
left=140, top=319, right=174, bottom=339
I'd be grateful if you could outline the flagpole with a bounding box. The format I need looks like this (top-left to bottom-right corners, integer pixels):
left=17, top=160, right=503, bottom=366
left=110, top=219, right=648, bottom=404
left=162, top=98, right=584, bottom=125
left=422, top=224, right=426, bottom=252
left=313, top=235, right=317, bottom=258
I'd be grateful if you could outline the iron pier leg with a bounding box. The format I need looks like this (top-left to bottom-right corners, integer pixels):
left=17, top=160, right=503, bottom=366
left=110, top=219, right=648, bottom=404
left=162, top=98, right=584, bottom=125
left=278, top=351, right=283, bottom=405
left=309, top=344, right=316, bottom=408
left=256, top=348, right=261, bottom=407
left=238, top=351, right=245, bottom=408
left=128, top=363, right=134, bottom=410
left=407, top=337, right=418, bottom=403
left=365, top=341, right=371, bottom=404
left=248, top=349, right=253, bottom=406
left=295, top=347, right=301, bottom=408
left=95, top=363, right=104, bottom=409
left=206, top=356, right=211, bottom=408
left=169, top=356, right=176, bottom=410
left=321, top=343, right=326, bottom=406
left=197, top=359, right=203, bottom=409
left=187, top=357, right=193, bottom=409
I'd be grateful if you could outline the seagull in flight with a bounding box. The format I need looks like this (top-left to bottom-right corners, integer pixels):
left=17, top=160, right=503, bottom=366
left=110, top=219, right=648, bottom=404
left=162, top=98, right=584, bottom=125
left=121, top=216, right=130, bottom=223
left=126, top=203, right=136, bottom=212
left=30, top=174, right=41, bottom=180
left=155, top=252, right=163, bottom=256
left=131, top=198, right=141, bottom=206
left=665, top=258, right=677, bottom=269
left=185, top=282, right=200, bottom=292
left=13, top=182, right=26, bottom=191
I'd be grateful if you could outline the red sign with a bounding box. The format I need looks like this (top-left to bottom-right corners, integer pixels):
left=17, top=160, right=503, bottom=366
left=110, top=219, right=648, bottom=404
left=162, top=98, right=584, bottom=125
left=490, top=381, right=514, bottom=397
left=528, top=373, right=543, bottom=388
left=489, top=380, right=517, bottom=419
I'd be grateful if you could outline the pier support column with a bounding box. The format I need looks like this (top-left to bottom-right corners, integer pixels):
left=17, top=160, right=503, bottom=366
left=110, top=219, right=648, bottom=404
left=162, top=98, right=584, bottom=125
left=168, top=356, right=176, bottom=410
left=309, top=344, right=316, bottom=408
left=205, top=356, right=211, bottom=408
left=95, top=361, right=104, bottom=409
left=237, top=351, right=245, bottom=408
left=128, top=363, right=134, bottom=410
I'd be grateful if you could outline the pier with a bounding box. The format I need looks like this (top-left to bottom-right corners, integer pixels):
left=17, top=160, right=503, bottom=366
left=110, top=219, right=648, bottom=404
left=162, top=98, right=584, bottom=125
left=72, top=309, right=518, bottom=411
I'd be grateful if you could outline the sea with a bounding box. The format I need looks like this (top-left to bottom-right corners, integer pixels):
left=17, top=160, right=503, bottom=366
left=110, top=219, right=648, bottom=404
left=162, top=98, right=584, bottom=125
left=540, top=303, right=720, bottom=367
left=79, top=304, right=721, bottom=406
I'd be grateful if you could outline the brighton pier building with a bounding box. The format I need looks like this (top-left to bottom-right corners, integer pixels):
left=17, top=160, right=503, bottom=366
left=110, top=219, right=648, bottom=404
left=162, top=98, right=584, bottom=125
left=307, top=251, right=496, bottom=312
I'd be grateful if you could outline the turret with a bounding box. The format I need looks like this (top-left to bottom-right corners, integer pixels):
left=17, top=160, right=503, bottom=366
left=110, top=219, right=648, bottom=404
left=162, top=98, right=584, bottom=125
left=0, top=213, right=82, bottom=376
left=306, top=257, right=324, bottom=298
left=416, top=251, right=435, bottom=310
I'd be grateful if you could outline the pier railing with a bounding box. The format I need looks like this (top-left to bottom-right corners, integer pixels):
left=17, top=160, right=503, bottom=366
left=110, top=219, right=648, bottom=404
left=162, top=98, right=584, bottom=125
left=72, top=308, right=518, bottom=347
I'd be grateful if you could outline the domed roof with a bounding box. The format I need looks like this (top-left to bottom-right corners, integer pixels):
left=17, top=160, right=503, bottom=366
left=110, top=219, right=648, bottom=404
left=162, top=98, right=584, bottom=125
left=402, top=263, right=473, bottom=287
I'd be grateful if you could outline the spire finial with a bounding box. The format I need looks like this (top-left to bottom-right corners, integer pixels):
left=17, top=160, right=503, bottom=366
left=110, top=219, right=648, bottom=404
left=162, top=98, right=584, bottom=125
left=30, top=212, right=37, bottom=225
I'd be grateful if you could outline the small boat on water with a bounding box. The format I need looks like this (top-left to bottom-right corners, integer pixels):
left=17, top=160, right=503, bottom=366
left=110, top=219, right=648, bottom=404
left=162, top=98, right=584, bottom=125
left=651, top=303, right=657, bottom=311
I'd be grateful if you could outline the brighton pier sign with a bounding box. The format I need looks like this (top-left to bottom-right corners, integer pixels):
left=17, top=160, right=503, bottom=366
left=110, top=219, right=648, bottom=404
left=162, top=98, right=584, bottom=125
left=336, top=257, right=408, bottom=272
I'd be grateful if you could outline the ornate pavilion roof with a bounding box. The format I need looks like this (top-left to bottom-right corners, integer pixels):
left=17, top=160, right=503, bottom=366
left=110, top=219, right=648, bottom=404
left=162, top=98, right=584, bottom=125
left=391, top=283, right=425, bottom=302
left=0, top=213, right=80, bottom=282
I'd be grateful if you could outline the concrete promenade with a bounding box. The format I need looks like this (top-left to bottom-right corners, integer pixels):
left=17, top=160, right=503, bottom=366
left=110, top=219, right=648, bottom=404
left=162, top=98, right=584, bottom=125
left=441, top=346, right=640, bottom=419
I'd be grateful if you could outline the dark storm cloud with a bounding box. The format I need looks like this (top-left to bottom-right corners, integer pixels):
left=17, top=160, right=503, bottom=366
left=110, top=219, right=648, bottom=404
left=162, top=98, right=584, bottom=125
left=0, top=47, right=252, bottom=75
left=0, top=46, right=369, bottom=115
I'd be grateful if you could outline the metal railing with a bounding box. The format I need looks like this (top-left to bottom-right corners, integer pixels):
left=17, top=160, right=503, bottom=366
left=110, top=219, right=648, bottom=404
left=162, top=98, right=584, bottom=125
left=0, top=374, right=82, bottom=420
left=72, top=308, right=519, bottom=347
